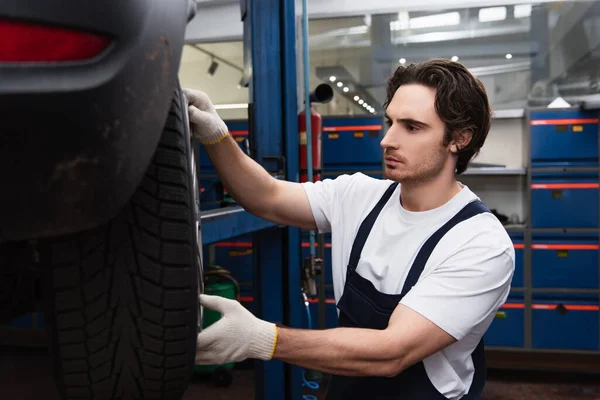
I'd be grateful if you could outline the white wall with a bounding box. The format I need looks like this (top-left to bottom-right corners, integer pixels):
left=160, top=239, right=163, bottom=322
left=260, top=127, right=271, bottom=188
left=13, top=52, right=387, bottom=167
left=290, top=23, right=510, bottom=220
left=178, top=42, right=369, bottom=120
left=178, top=44, right=249, bottom=120
left=460, top=117, right=528, bottom=224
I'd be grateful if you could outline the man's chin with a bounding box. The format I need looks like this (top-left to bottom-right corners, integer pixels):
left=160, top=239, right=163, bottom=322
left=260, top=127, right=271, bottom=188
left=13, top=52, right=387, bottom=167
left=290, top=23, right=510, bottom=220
left=384, top=168, right=406, bottom=182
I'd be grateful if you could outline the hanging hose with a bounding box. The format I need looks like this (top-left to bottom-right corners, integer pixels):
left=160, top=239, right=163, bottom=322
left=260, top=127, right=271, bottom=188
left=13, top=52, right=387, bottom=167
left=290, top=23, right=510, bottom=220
left=302, top=294, right=320, bottom=400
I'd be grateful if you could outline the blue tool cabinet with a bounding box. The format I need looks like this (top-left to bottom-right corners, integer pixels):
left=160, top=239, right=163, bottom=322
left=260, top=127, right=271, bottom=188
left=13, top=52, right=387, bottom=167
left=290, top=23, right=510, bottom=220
left=530, top=171, right=599, bottom=228
left=321, top=116, right=383, bottom=173
left=530, top=109, right=599, bottom=167
left=484, top=298, right=525, bottom=348
left=531, top=298, right=599, bottom=351
left=531, top=234, right=599, bottom=292
left=514, top=107, right=600, bottom=356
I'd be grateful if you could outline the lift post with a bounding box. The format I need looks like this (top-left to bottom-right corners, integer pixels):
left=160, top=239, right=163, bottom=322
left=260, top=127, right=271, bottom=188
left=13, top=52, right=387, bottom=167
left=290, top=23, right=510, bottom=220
left=243, top=0, right=302, bottom=399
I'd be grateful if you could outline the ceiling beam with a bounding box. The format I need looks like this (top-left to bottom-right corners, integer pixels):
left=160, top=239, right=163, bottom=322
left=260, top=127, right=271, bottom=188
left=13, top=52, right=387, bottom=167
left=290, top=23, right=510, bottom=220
left=185, top=0, right=565, bottom=43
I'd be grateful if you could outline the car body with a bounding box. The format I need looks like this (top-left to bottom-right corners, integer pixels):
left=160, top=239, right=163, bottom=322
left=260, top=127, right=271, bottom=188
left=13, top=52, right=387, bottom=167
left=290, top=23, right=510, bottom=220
left=0, top=0, right=197, bottom=241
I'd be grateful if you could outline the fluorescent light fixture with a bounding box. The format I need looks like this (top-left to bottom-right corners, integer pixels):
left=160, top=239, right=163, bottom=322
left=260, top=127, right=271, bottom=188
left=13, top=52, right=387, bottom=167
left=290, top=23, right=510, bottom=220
left=479, top=7, right=507, bottom=23
left=399, top=58, right=406, bottom=64
left=505, top=53, right=513, bottom=59
left=451, top=56, right=459, bottom=62
left=343, top=87, right=349, bottom=92
left=214, top=103, right=249, bottom=110
left=354, top=95, right=360, bottom=101
left=329, top=76, right=337, bottom=82
left=391, top=12, right=460, bottom=31
left=514, top=4, right=532, bottom=19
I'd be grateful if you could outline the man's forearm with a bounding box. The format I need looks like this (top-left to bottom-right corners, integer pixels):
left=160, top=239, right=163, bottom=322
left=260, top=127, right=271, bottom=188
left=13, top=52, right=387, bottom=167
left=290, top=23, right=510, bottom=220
left=272, top=326, right=405, bottom=377
left=203, top=135, right=276, bottom=215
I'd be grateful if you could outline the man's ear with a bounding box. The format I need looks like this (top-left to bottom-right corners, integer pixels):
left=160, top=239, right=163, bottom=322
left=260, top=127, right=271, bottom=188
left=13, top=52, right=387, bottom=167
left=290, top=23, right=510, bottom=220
left=450, top=130, right=473, bottom=154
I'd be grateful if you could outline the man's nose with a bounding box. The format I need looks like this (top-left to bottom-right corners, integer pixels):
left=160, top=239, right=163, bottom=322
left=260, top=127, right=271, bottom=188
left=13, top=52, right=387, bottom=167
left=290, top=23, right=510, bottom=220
left=380, top=130, right=398, bottom=149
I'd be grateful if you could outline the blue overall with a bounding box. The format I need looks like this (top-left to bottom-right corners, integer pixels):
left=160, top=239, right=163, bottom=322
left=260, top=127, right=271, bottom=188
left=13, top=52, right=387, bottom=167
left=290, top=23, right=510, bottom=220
left=326, top=182, right=489, bottom=400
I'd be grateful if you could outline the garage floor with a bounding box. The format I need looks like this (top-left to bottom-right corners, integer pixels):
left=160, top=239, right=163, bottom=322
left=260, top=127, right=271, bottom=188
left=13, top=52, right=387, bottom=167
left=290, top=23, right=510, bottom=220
left=2, top=345, right=600, bottom=400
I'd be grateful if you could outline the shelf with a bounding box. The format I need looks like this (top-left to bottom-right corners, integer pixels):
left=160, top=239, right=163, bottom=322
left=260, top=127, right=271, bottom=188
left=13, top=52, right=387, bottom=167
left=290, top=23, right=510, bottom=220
left=504, top=224, right=526, bottom=232
left=493, top=108, right=525, bottom=119
left=531, top=166, right=600, bottom=173
left=530, top=228, right=599, bottom=234
left=199, top=206, right=277, bottom=245
left=462, top=167, right=526, bottom=176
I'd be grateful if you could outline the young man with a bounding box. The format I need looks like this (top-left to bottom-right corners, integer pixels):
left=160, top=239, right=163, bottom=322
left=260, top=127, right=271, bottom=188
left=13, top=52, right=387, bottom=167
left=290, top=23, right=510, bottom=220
left=185, top=59, right=514, bottom=399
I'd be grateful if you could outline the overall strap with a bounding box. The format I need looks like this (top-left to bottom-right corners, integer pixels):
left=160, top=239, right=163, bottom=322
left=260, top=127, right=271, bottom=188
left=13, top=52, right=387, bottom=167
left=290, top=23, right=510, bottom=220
left=401, top=200, right=491, bottom=293
left=347, top=182, right=399, bottom=272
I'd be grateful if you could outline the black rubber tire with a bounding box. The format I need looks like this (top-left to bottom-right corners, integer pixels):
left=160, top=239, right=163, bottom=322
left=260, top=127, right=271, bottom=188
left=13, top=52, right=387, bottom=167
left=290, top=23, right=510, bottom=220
left=41, top=85, right=202, bottom=400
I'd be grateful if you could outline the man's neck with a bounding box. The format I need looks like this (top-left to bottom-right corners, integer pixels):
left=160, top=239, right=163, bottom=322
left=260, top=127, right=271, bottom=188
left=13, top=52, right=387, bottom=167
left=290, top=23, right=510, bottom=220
left=399, top=172, right=462, bottom=212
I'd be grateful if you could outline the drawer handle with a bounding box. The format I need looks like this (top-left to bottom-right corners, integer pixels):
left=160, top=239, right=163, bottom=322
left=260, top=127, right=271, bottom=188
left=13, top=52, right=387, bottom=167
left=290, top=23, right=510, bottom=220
left=556, top=249, right=569, bottom=258
left=555, top=304, right=568, bottom=316
left=551, top=190, right=563, bottom=199
left=495, top=311, right=507, bottom=319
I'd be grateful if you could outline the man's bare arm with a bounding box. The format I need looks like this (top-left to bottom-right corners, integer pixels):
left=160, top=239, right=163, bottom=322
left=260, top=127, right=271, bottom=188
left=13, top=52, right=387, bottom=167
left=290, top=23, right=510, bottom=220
left=272, top=303, right=457, bottom=377
left=203, top=135, right=317, bottom=230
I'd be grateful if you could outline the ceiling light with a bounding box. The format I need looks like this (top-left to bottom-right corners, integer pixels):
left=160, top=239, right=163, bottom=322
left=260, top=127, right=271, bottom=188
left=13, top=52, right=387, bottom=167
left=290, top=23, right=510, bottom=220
left=505, top=53, right=513, bottom=59
left=399, top=58, right=406, bottom=64
left=451, top=56, right=459, bottom=62
left=479, top=6, right=507, bottom=23
left=407, top=12, right=461, bottom=30
left=213, top=103, right=249, bottom=110
left=514, top=4, right=532, bottom=19
left=343, top=87, right=349, bottom=92
left=337, top=82, right=343, bottom=87
left=329, top=76, right=336, bottom=82
left=354, top=95, right=360, bottom=101
left=363, top=103, right=368, bottom=108
left=358, top=99, right=364, bottom=105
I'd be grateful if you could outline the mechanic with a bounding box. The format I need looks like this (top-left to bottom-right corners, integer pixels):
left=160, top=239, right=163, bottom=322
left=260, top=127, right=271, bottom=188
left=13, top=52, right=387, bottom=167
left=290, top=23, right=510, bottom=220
left=185, top=58, right=515, bottom=400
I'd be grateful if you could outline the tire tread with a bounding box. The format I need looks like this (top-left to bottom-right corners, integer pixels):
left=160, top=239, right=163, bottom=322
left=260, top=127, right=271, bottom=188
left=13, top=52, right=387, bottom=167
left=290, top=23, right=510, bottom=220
left=44, top=87, right=199, bottom=400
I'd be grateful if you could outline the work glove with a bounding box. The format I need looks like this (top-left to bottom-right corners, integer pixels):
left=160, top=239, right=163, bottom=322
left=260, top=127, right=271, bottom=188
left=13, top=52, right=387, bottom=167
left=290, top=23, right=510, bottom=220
left=196, top=294, right=279, bottom=365
left=184, top=88, right=229, bottom=145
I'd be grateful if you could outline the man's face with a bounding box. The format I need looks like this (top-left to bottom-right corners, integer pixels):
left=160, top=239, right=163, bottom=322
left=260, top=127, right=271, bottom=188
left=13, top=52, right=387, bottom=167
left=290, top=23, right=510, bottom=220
left=380, top=83, right=454, bottom=184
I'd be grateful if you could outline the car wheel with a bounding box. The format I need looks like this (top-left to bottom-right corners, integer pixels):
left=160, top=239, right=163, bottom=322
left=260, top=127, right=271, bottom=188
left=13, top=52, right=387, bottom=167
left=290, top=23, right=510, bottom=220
left=41, top=83, right=202, bottom=400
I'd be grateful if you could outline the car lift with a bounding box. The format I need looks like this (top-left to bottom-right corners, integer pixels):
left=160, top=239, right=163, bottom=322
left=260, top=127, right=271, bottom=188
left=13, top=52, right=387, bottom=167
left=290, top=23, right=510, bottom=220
left=197, top=1, right=302, bottom=399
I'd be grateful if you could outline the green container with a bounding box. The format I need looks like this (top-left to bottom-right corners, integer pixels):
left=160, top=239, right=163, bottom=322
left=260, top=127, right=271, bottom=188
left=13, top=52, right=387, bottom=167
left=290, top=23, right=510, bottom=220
left=194, top=278, right=237, bottom=374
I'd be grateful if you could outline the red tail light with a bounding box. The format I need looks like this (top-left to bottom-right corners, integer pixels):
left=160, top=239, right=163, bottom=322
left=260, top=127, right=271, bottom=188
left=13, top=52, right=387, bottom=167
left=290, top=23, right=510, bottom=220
left=0, top=19, right=111, bottom=63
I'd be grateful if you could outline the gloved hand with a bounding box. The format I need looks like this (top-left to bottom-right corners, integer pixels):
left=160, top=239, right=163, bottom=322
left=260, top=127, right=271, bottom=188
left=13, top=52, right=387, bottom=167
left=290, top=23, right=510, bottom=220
left=183, top=88, right=229, bottom=145
left=196, top=294, right=279, bottom=365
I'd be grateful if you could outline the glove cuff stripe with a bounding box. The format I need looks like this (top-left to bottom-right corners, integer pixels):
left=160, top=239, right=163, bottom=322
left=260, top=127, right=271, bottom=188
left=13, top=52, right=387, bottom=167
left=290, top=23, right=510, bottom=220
left=202, top=132, right=229, bottom=145
left=269, top=325, right=279, bottom=360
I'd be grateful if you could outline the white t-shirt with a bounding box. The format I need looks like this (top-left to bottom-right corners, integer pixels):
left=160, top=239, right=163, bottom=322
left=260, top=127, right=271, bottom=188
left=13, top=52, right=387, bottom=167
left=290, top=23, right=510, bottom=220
left=301, top=172, right=515, bottom=400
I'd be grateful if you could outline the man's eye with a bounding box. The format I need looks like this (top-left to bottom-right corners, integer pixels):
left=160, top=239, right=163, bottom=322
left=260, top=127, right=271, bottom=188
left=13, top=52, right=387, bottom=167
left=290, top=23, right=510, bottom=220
left=407, top=125, right=417, bottom=131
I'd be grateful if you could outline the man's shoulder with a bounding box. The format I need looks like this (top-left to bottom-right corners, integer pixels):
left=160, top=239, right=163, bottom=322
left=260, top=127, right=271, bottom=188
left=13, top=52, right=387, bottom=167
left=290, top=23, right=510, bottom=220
left=442, top=207, right=515, bottom=262
left=326, top=172, right=395, bottom=201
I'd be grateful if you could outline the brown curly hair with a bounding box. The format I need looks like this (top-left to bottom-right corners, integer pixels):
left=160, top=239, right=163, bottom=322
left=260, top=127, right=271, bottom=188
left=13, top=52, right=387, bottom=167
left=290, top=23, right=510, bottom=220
left=383, top=59, right=493, bottom=174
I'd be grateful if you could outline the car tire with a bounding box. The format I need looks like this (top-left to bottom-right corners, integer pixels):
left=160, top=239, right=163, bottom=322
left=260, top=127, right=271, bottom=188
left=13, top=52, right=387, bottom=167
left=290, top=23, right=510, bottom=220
left=41, top=83, right=202, bottom=400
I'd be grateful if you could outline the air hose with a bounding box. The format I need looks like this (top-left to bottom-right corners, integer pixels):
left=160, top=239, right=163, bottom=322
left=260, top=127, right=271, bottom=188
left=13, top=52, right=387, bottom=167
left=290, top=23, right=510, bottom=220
left=301, top=293, right=320, bottom=400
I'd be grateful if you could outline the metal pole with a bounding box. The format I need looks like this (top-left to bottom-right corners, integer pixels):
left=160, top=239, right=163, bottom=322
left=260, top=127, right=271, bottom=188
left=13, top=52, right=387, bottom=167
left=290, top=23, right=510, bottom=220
left=301, top=0, right=317, bottom=259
